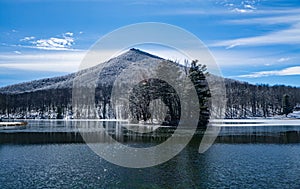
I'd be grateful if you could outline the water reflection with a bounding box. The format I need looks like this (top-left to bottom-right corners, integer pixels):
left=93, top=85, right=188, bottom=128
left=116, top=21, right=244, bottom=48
left=2, top=142, right=300, bottom=188
left=1, top=120, right=300, bottom=188
left=1, top=120, right=300, bottom=144
left=218, top=126, right=300, bottom=143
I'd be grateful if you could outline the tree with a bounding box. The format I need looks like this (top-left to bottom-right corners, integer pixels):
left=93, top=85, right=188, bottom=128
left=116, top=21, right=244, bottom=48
left=129, top=78, right=180, bottom=125
left=188, top=60, right=211, bottom=129
left=282, top=94, right=293, bottom=116
left=56, top=106, right=63, bottom=119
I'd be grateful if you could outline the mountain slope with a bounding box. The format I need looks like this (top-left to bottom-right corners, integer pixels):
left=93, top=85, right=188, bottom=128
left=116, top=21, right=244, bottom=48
left=0, top=48, right=164, bottom=94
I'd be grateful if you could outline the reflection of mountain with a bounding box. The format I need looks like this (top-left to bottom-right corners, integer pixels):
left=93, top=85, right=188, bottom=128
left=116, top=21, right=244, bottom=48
left=0, top=48, right=300, bottom=119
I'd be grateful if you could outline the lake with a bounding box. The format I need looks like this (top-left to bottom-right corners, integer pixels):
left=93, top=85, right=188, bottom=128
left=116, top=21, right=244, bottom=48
left=1, top=120, right=300, bottom=188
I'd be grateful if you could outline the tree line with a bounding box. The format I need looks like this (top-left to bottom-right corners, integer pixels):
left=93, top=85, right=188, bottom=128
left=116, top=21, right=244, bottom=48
left=225, top=80, right=300, bottom=118
left=0, top=62, right=299, bottom=122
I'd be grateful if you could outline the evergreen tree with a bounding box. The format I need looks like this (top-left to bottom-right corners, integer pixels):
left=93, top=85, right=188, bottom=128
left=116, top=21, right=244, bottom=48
left=188, top=60, right=211, bottom=129
left=282, top=94, right=293, bottom=116
left=56, top=106, right=63, bottom=119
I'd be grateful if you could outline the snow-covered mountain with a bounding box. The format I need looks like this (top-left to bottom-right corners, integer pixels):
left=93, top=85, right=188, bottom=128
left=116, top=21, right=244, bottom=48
left=1, top=48, right=300, bottom=120
left=0, top=48, right=164, bottom=94
left=0, top=48, right=186, bottom=120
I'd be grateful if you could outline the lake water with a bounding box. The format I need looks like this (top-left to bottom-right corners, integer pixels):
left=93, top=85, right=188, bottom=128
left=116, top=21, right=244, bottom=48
left=1, top=120, right=300, bottom=188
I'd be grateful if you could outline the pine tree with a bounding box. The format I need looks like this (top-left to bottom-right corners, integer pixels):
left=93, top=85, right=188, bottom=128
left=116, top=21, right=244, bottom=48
left=188, top=60, right=211, bottom=129
left=282, top=94, right=293, bottom=116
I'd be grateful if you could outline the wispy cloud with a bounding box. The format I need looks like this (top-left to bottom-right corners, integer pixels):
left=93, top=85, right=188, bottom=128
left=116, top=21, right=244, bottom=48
left=277, top=57, right=291, bottom=63
left=229, top=14, right=300, bottom=25
left=14, top=51, right=21, bottom=55
left=153, top=0, right=262, bottom=16
left=158, top=9, right=207, bottom=15
left=213, top=23, right=300, bottom=48
left=213, top=7, right=300, bottom=48
left=20, top=36, right=35, bottom=41
left=64, top=32, right=73, bottom=36
left=212, top=49, right=283, bottom=67
left=231, top=8, right=253, bottom=13
left=238, top=66, right=300, bottom=78
left=0, top=51, right=85, bottom=72
left=226, top=7, right=300, bottom=37
left=244, top=4, right=256, bottom=10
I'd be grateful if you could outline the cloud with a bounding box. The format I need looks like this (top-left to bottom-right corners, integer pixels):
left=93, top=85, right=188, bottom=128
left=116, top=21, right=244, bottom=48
left=20, top=36, right=35, bottom=41
left=19, top=32, right=76, bottom=51
left=33, top=37, right=74, bottom=50
left=0, top=49, right=124, bottom=73
left=244, top=4, right=256, bottom=10
left=210, top=48, right=300, bottom=70
left=0, top=51, right=85, bottom=72
left=229, top=14, right=300, bottom=25
left=211, top=49, right=276, bottom=67
left=238, top=66, right=300, bottom=78
left=33, top=33, right=74, bottom=50
left=219, top=0, right=258, bottom=14
left=212, top=7, right=300, bottom=48
left=277, top=57, right=291, bottom=63
left=153, top=0, right=261, bottom=16
left=162, top=9, right=207, bottom=15
left=231, top=8, right=254, bottom=13
left=227, top=8, right=300, bottom=25
left=64, top=32, right=73, bottom=37
left=213, top=23, right=300, bottom=48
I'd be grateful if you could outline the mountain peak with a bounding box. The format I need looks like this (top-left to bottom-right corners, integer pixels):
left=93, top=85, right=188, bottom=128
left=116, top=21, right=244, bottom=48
left=126, top=48, right=163, bottom=60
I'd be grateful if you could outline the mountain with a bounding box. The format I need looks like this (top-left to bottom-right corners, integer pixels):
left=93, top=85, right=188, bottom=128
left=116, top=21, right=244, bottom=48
left=0, top=48, right=163, bottom=94
left=0, top=48, right=207, bottom=122
left=1, top=48, right=300, bottom=120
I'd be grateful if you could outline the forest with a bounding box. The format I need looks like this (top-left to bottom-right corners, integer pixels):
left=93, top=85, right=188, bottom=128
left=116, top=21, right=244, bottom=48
left=1, top=72, right=299, bottom=121
left=225, top=80, right=300, bottom=118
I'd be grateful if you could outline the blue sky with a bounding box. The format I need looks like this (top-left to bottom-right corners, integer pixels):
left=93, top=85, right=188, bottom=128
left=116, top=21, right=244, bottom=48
left=1, top=0, right=300, bottom=87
